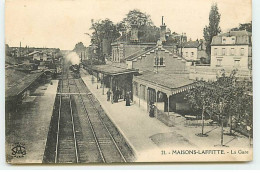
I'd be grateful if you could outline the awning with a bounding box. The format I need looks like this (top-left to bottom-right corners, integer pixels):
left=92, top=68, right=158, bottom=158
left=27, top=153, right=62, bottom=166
left=90, top=64, right=138, bottom=76
left=6, top=69, right=44, bottom=99
left=133, top=71, right=197, bottom=95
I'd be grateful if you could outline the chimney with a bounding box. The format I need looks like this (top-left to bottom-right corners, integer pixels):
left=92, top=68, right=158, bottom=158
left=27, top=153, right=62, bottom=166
left=160, top=16, right=166, bottom=42
left=130, top=24, right=139, bottom=42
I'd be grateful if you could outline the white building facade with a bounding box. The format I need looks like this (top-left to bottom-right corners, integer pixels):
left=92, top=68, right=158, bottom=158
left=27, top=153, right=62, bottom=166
left=211, top=31, right=252, bottom=70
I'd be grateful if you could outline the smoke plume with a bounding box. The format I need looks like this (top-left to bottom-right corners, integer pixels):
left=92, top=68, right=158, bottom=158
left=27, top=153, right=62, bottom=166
left=66, top=52, right=80, bottom=65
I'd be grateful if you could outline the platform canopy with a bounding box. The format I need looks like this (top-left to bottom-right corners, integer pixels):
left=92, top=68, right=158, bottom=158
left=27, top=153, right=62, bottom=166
left=6, top=68, right=44, bottom=99
left=91, top=64, right=138, bottom=76
left=134, top=71, right=197, bottom=96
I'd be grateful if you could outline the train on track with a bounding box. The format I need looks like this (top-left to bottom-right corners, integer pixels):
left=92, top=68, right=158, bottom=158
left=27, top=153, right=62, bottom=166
left=69, top=64, right=81, bottom=79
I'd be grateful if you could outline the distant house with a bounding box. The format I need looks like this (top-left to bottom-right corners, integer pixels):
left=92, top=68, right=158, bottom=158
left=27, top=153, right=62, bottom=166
left=178, top=40, right=207, bottom=62
left=211, top=30, right=252, bottom=69
left=28, top=51, right=41, bottom=61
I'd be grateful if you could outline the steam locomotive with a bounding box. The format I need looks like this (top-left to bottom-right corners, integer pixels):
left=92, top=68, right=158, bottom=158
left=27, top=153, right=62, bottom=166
left=69, top=64, right=81, bottom=78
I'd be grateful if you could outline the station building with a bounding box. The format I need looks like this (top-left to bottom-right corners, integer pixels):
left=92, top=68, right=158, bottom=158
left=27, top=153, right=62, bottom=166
left=86, top=17, right=199, bottom=126
left=127, top=41, right=196, bottom=126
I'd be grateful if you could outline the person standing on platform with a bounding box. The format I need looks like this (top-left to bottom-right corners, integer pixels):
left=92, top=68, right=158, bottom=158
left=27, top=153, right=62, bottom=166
left=114, top=89, right=119, bottom=103
left=149, top=102, right=155, bottom=117
left=107, top=89, right=111, bottom=101
left=125, top=92, right=130, bottom=106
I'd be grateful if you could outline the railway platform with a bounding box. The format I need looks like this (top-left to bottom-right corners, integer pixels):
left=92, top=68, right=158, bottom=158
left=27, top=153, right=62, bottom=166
left=81, top=70, right=252, bottom=162
left=81, top=72, right=175, bottom=161
left=6, top=80, right=58, bottom=164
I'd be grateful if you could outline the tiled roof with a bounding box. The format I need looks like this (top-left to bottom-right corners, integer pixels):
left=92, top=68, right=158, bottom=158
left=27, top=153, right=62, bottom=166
left=124, top=47, right=156, bottom=61
left=135, top=71, right=195, bottom=90
left=182, top=41, right=201, bottom=48
left=218, top=30, right=252, bottom=37
left=27, top=51, right=40, bottom=56
left=5, top=68, right=44, bottom=98
left=125, top=46, right=187, bottom=62
left=91, top=64, right=138, bottom=76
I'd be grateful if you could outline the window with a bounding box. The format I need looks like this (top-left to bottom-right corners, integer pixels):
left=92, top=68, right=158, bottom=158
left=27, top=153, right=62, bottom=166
left=240, top=48, right=245, bottom=56
left=154, top=57, right=159, bottom=66
left=214, top=48, right=218, bottom=55
left=223, top=38, right=226, bottom=44
left=186, top=52, right=188, bottom=57
left=231, top=48, right=235, bottom=55
left=234, top=60, right=240, bottom=67
left=191, top=52, right=194, bottom=57
left=159, top=57, right=164, bottom=65
left=154, top=57, right=164, bottom=66
left=217, top=59, right=222, bottom=67
left=222, top=48, right=226, bottom=55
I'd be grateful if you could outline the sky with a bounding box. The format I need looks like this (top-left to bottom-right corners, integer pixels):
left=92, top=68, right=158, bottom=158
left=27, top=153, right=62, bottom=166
left=5, top=0, right=252, bottom=50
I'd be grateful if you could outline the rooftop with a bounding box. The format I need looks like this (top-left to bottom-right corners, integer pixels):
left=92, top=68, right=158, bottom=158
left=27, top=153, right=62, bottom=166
left=211, top=30, right=252, bottom=45
left=27, top=51, right=41, bottom=56
left=124, top=47, right=156, bottom=61
left=5, top=68, right=44, bottom=99
left=135, top=71, right=195, bottom=90
left=91, top=63, right=138, bottom=76
left=181, top=41, right=201, bottom=48
left=125, top=45, right=187, bottom=62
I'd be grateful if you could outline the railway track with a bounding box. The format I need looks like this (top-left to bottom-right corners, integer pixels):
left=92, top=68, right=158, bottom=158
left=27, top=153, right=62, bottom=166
left=43, top=61, right=134, bottom=163
left=54, top=71, right=79, bottom=163
left=71, top=78, right=127, bottom=163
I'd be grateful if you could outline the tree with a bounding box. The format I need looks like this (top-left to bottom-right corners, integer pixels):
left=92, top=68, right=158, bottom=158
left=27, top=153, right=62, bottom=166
left=122, top=9, right=153, bottom=30
left=186, top=70, right=253, bottom=146
left=118, top=9, right=160, bottom=43
left=231, top=21, right=252, bottom=32
left=73, top=42, right=86, bottom=52
left=88, top=19, right=120, bottom=62
left=186, top=81, right=215, bottom=137
left=5, top=44, right=11, bottom=56
left=203, top=3, right=221, bottom=56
